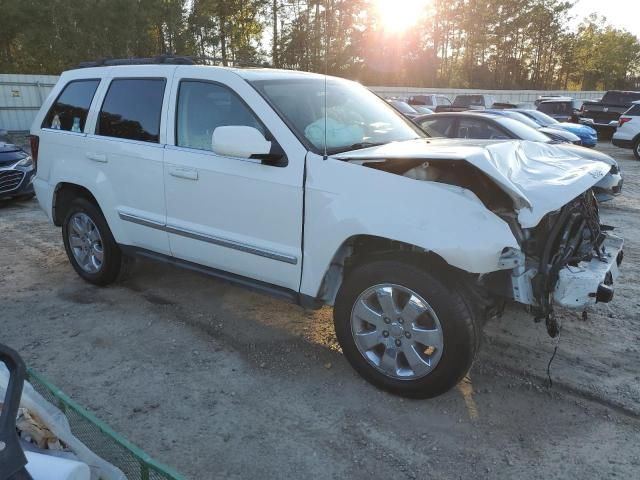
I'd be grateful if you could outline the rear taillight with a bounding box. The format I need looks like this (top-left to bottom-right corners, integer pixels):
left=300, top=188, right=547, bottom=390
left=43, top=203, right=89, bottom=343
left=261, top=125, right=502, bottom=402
left=29, top=135, right=39, bottom=171
left=619, top=117, right=632, bottom=127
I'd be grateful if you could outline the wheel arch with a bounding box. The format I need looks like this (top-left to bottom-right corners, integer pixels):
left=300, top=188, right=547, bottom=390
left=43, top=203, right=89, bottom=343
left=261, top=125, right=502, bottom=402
left=52, top=182, right=101, bottom=226
left=313, top=234, right=462, bottom=306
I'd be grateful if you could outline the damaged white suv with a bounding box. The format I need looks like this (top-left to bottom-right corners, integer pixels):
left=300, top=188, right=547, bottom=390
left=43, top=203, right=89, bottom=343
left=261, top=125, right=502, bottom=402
left=31, top=61, right=624, bottom=398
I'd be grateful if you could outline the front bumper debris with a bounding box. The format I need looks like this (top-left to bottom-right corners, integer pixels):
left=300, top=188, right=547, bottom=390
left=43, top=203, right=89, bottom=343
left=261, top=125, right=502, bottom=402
left=553, top=233, right=623, bottom=308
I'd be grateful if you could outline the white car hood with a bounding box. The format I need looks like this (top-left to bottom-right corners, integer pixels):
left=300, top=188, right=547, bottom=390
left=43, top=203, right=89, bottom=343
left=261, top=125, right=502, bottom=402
left=336, top=139, right=611, bottom=228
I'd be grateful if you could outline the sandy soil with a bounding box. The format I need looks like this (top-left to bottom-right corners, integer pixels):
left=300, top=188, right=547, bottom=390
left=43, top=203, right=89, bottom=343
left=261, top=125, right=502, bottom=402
left=1, top=142, right=639, bottom=479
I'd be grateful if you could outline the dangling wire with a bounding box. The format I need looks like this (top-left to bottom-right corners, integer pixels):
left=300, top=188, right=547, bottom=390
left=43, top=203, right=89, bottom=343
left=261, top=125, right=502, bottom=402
left=545, top=324, right=562, bottom=388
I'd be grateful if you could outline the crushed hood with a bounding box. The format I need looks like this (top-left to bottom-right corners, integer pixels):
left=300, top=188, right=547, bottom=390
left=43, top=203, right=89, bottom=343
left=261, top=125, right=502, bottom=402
left=336, top=139, right=611, bottom=228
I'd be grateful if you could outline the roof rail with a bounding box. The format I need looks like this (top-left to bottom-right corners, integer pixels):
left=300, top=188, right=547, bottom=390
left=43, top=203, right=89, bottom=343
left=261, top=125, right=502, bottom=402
left=76, top=55, right=270, bottom=69
left=76, top=55, right=196, bottom=68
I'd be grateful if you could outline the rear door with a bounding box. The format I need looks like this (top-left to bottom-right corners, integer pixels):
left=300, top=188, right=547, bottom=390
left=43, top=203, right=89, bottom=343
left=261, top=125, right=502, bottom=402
left=162, top=67, right=306, bottom=291
left=83, top=67, right=174, bottom=254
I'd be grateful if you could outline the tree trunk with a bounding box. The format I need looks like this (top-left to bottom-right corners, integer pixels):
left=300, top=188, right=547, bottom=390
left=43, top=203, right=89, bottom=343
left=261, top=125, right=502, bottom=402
left=272, top=0, right=278, bottom=67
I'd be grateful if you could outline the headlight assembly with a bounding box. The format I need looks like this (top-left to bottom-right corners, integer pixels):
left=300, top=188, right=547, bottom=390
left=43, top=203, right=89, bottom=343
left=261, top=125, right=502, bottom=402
left=16, top=156, right=33, bottom=168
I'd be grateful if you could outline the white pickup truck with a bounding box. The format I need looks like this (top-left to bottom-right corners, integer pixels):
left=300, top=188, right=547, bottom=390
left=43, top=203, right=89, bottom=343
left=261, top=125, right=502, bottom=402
left=31, top=61, right=624, bottom=398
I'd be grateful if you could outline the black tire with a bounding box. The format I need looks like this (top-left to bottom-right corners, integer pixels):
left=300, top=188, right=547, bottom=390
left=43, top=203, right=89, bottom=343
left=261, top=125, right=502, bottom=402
left=634, top=138, right=640, bottom=161
left=62, top=197, right=122, bottom=285
left=334, top=258, right=478, bottom=398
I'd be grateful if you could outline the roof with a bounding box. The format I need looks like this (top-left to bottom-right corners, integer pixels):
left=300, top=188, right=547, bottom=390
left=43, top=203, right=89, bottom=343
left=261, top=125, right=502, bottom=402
left=62, top=63, right=345, bottom=84
left=539, top=97, right=574, bottom=103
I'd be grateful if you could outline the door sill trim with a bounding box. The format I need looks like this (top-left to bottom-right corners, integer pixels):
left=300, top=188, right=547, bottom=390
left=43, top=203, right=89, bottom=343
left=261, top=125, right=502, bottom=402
left=118, top=211, right=298, bottom=265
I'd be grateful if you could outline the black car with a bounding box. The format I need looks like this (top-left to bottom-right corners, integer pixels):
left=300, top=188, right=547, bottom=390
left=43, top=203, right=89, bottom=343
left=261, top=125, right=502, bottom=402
left=537, top=97, right=583, bottom=123
left=0, top=133, right=36, bottom=201
left=581, top=90, right=640, bottom=130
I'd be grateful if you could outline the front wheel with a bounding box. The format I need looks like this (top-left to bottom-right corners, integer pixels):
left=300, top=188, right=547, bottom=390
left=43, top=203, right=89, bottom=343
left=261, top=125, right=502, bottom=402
left=334, top=259, right=478, bottom=398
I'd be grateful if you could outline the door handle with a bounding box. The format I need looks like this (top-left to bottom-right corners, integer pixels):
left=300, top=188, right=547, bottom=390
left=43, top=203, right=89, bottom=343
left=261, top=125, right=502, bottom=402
left=86, top=152, right=107, bottom=163
left=169, top=167, right=198, bottom=181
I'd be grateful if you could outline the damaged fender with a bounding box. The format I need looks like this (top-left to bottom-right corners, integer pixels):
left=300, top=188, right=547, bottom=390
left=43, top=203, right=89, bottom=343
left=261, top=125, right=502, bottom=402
left=300, top=152, right=520, bottom=299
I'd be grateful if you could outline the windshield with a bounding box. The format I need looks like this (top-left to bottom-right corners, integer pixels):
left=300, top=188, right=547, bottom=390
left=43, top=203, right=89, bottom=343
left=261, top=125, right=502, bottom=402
left=496, top=111, right=541, bottom=129
left=494, top=117, right=551, bottom=143
left=538, top=101, right=573, bottom=116
left=250, top=78, right=424, bottom=154
left=453, top=95, right=484, bottom=107
left=515, top=110, right=558, bottom=126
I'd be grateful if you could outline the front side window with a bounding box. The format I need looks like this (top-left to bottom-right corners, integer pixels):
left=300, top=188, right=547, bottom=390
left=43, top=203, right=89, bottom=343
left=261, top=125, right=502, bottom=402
left=97, top=78, right=166, bottom=143
left=250, top=77, right=424, bottom=154
left=176, top=81, right=265, bottom=151
left=42, top=79, right=100, bottom=132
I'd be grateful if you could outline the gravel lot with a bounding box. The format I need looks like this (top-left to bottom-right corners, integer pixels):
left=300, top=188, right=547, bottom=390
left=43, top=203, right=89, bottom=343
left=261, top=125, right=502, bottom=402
left=1, top=142, right=639, bottom=479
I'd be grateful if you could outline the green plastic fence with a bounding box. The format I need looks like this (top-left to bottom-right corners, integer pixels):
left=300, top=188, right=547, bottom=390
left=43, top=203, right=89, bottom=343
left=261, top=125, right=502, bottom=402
left=26, top=369, right=184, bottom=480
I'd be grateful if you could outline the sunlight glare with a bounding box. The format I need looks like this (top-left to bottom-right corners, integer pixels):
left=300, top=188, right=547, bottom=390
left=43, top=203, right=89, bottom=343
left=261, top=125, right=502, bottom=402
left=374, top=0, right=430, bottom=33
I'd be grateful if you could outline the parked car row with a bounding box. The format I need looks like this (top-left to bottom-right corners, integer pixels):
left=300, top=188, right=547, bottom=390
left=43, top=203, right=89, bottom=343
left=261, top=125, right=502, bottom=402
left=389, top=89, right=640, bottom=147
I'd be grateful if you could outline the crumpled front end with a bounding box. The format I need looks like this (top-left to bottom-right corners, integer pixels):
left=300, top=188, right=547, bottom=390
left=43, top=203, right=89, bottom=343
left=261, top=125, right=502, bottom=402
left=506, top=190, right=623, bottom=326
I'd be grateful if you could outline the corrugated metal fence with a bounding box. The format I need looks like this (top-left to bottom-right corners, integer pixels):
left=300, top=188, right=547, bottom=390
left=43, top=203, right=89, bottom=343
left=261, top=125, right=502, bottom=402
left=0, top=73, right=606, bottom=132
left=0, top=74, right=58, bottom=132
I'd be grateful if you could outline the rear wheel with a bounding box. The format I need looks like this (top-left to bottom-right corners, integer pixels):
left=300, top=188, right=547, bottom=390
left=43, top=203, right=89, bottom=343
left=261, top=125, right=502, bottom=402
left=634, top=138, right=640, bottom=160
left=62, top=198, right=122, bottom=285
left=334, top=259, right=478, bottom=398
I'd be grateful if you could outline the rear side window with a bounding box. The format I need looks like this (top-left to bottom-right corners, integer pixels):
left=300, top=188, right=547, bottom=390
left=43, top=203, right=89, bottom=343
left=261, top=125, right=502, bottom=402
left=97, top=78, right=166, bottom=143
left=176, top=80, right=265, bottom=151
left=625, top=104, right=640, bottom=116
left=538, top=102, right=572, bottom=115
left=42, top=79, right=100, bottom=132
left=419, top=117, right=455, bottom=137
left=458, top=118, right=509, bottom=139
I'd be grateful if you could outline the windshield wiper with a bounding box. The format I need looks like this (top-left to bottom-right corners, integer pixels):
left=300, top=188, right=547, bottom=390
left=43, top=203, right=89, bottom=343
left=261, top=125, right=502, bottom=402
left=327, top=141, right=389, bottom=155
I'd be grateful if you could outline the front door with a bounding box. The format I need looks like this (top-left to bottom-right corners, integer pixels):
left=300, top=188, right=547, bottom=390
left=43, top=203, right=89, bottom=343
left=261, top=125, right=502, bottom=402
left=163, top=69, right=305, bottom=291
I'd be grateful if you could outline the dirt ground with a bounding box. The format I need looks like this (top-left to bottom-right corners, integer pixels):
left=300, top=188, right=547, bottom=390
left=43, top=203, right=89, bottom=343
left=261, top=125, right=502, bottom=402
left=1, top=142, right=639, bottom=479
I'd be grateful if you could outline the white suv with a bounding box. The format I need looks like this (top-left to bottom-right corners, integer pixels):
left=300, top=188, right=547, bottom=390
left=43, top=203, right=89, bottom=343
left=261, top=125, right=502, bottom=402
left=612, top=101, right=640, bottom=159
left=31, top=60, right=624, bottom=398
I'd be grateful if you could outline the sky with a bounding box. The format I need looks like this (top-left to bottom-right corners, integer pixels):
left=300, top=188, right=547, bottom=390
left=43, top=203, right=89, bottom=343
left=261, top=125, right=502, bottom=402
left=571, top=0, right=640, bottom=38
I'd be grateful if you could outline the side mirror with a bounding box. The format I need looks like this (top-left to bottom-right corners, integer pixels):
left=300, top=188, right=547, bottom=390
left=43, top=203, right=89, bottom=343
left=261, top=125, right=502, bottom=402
left=212, top=126, right=271, bottom=159
left=212, top=126, right=287, bottom=167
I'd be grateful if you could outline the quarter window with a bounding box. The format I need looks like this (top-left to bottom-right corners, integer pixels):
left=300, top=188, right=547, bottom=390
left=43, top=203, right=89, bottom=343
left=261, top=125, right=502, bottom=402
left=42, top=79, right=100, bottom=132
left=97, top=79, right=166, bottom=143
left=176, top=81, right=264, bottom=151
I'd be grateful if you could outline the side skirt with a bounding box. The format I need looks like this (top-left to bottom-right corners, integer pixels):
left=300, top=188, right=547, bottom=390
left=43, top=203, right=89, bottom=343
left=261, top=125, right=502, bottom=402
left=119, top=245, right=323, bottom=310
